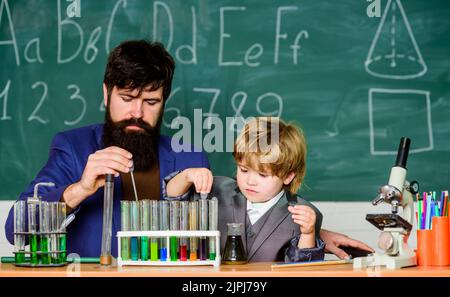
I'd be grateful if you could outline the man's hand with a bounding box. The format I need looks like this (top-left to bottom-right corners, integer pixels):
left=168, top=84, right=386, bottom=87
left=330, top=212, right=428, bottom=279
left=320, top=229, right=374, bottom=259
left=63, top=146, right=133, bottom=210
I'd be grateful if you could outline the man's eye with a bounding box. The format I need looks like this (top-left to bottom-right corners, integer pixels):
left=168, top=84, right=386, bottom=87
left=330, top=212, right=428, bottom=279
left=145, top=100, right=158, bottom=106
left=121, top=97, right=132, bottom=102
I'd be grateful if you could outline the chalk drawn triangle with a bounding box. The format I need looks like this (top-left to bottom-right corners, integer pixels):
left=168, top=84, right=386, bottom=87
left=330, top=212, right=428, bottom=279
left=365, top=0, right=427, bottom=79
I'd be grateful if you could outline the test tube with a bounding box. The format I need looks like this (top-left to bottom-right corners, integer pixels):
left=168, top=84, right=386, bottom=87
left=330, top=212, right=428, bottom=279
left=39, top=202, right=51, bottom=264
left=179, top=201, right=189, bottom=261
left=208, top=197, right=218, bottom=260
left=150, top=201, right=159, bottom=261
left=199, top=199, right=208, bottom=260
left=50, top=202, right=58, bottom=264
left=28, top=202, right=39, bottom=264
left=159, top=200, right=169, bottom=261
left=100, top=174, right=114, bottom=265
left=13, top=201, right=26, bottom=264
left=170, top=201, right=180, bottom=261
left=140, top=200, right=150, bottom=261
left=120, top=201, right=131, bottom=261
left=57, top=202, right=67, bottom=264
left=189, top=201, right=198, bottom=260
left=130, top=201, right=140, bottom=261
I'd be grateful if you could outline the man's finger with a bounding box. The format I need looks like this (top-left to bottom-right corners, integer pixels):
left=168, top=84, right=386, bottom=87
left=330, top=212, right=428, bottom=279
left=326, top=245, right=350, bottom=260
left=92, top=152, right=133, bottom=167
left=345, top=239, right=375, bottom=252
left=101, top=146, right=133, bottom=159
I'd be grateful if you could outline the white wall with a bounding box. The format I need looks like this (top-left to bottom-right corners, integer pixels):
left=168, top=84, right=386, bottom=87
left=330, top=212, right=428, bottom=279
left=0, top=201, right=14, bottom=256
left=0, top=201, right=417, bottom=259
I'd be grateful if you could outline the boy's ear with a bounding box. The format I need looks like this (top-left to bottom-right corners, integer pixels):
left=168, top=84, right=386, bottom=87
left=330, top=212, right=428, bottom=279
left=283, top=172, right=296, bottom=185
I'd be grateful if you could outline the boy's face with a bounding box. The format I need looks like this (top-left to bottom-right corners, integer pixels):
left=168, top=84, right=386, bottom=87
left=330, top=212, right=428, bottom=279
left=236, top=162, right=289, bottom=203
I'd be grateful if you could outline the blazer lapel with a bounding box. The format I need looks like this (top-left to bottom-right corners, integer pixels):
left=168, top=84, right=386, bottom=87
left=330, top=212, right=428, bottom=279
left=231, top=190, right=248, bottom=254
left=247, top=193, right=290, bottom=260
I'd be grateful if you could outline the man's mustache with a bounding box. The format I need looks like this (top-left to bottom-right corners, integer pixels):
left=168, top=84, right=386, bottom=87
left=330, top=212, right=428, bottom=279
left=114, top=118, right=153, bottom=133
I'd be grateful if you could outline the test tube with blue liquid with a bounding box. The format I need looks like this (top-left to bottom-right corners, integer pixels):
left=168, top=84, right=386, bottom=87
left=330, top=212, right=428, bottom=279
left=170, top=201, right=180, bottom=261
left=120, top=201, right=131, bottom=261
left=13, top=201, right=26, bottom=264
left=150, top=200, right=159, bottom=261
left=140, top=199, right=150, bottom=261
left=159, top=200, right=169, bottom=261
left=199, top=199, right=208, bottom=260
left=130, top=201, right=140, bottom=260
left=189, top=201, right=198, bottom=260
left=179, top=201, right=189, bottom=261
left=208, top=197, right=218, bottom=260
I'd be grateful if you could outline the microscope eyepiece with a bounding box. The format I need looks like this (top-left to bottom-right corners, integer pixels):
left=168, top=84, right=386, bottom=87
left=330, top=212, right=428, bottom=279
left=394, top=137, right=410, bottom=169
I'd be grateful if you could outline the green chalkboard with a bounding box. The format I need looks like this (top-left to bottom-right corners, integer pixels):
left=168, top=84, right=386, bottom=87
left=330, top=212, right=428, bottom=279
left=1, top=0, right=449, bottom=201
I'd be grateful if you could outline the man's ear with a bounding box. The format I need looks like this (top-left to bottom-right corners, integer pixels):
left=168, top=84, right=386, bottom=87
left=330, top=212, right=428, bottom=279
left=103, top=84, right=108, bottom=107
left=283, top=172, right=296, bottom=185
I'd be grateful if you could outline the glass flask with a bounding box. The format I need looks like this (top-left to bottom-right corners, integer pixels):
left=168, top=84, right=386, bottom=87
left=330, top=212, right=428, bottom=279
left=222, top=223, right=247, bottom=264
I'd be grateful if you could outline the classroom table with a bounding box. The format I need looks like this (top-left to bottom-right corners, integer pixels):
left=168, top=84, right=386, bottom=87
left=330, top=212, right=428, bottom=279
left=1, top=262, right=450, bottom=277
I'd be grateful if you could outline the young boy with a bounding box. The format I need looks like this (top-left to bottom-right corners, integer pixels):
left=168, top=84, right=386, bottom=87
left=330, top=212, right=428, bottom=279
left=164, top=117, right=324, bottom=262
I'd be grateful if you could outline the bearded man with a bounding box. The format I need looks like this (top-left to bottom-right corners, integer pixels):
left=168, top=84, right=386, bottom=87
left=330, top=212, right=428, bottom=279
left=4, top=40, right=209, bottom=257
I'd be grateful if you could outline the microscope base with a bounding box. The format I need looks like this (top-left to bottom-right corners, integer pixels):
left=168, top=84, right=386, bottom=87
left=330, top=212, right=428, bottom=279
left=353, top=252, right=416, bottom=269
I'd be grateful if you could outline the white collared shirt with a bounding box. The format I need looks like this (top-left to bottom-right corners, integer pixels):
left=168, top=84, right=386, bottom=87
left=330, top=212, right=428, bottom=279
left=246, top=190, right=285, bottom=225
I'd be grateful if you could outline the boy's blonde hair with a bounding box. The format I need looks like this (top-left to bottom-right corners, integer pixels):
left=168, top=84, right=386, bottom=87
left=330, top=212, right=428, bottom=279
left=233, top=117, right=307, bottom=194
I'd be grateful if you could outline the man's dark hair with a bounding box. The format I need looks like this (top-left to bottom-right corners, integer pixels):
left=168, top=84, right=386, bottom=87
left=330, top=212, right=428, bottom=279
left=103, top=40, right=175, bottom=101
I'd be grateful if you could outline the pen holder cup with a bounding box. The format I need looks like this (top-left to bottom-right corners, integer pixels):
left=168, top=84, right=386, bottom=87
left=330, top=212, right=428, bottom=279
left=432, top=216, right=450, bottom=266
left=416, top=229, right=433, bottom=266
left=416, top=217, right=450, bottom=266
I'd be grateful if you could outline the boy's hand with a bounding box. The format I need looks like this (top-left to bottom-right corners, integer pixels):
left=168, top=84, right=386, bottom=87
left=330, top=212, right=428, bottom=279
left=288, top=205, right=316, bottom=235
left=183, top=168, right=213, bottom=194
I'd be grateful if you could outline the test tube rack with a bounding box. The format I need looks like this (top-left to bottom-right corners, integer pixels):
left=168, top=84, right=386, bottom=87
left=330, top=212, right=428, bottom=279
left=13, top=230, right=68, bottom=267
left=116, top=230, right=221, bottom=267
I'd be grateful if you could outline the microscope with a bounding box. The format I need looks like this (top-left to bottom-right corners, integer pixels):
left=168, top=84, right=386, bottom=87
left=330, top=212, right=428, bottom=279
left=354, top=137, right=419, bottom=269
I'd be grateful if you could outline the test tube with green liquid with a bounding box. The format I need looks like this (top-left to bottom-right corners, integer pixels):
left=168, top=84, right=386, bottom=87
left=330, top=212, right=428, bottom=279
left=208, top=197, right=218, bottom=260
left=57, top=202, right=67, bottom=263
left=150, top=201, right=159, bottom=261
left=13, top=201, right=26, bottom=264
left=140, top=200, right=150, bottom=261
left=39, top=202, right=51, bottom=264
left=189, top=201, right=198, bottom=260
left=169, top=201, right=180, bottom=261
left=199, top=199, right=208, bottom=260
left=120, top=201, right=130, bottom=261
left=179, top=201, right=188, bottom=261
left=50, top=202, right=58, bottom=263
left=28, top=203, right=39, bottom=264
left=159, top=201, right=169, bottom=261
left=130, top=201, right=140, bottom=260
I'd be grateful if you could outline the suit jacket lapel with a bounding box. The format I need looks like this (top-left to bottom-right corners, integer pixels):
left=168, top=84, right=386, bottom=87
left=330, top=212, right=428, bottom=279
left=232, top=189, right=248, bottom=254
left=247, top=193, right=290, bottom=260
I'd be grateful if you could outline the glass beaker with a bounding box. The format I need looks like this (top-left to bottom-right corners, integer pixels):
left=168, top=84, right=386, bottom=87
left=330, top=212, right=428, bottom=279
left=222, top=223, right=247, bottom=264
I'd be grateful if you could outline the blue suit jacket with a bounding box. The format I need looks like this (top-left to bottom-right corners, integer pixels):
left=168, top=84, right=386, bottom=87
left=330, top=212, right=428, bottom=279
left=4, top=124, right=209, bottom=257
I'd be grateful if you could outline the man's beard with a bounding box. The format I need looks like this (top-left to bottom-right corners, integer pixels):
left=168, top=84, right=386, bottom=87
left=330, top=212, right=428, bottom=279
left=102, top=109, right=161, bottom=171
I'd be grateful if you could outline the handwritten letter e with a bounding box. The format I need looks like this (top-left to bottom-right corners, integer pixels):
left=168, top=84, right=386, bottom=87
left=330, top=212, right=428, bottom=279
left=66, top=0, right=81, bottom=18
left=366, top=0, right=381, bottom=18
